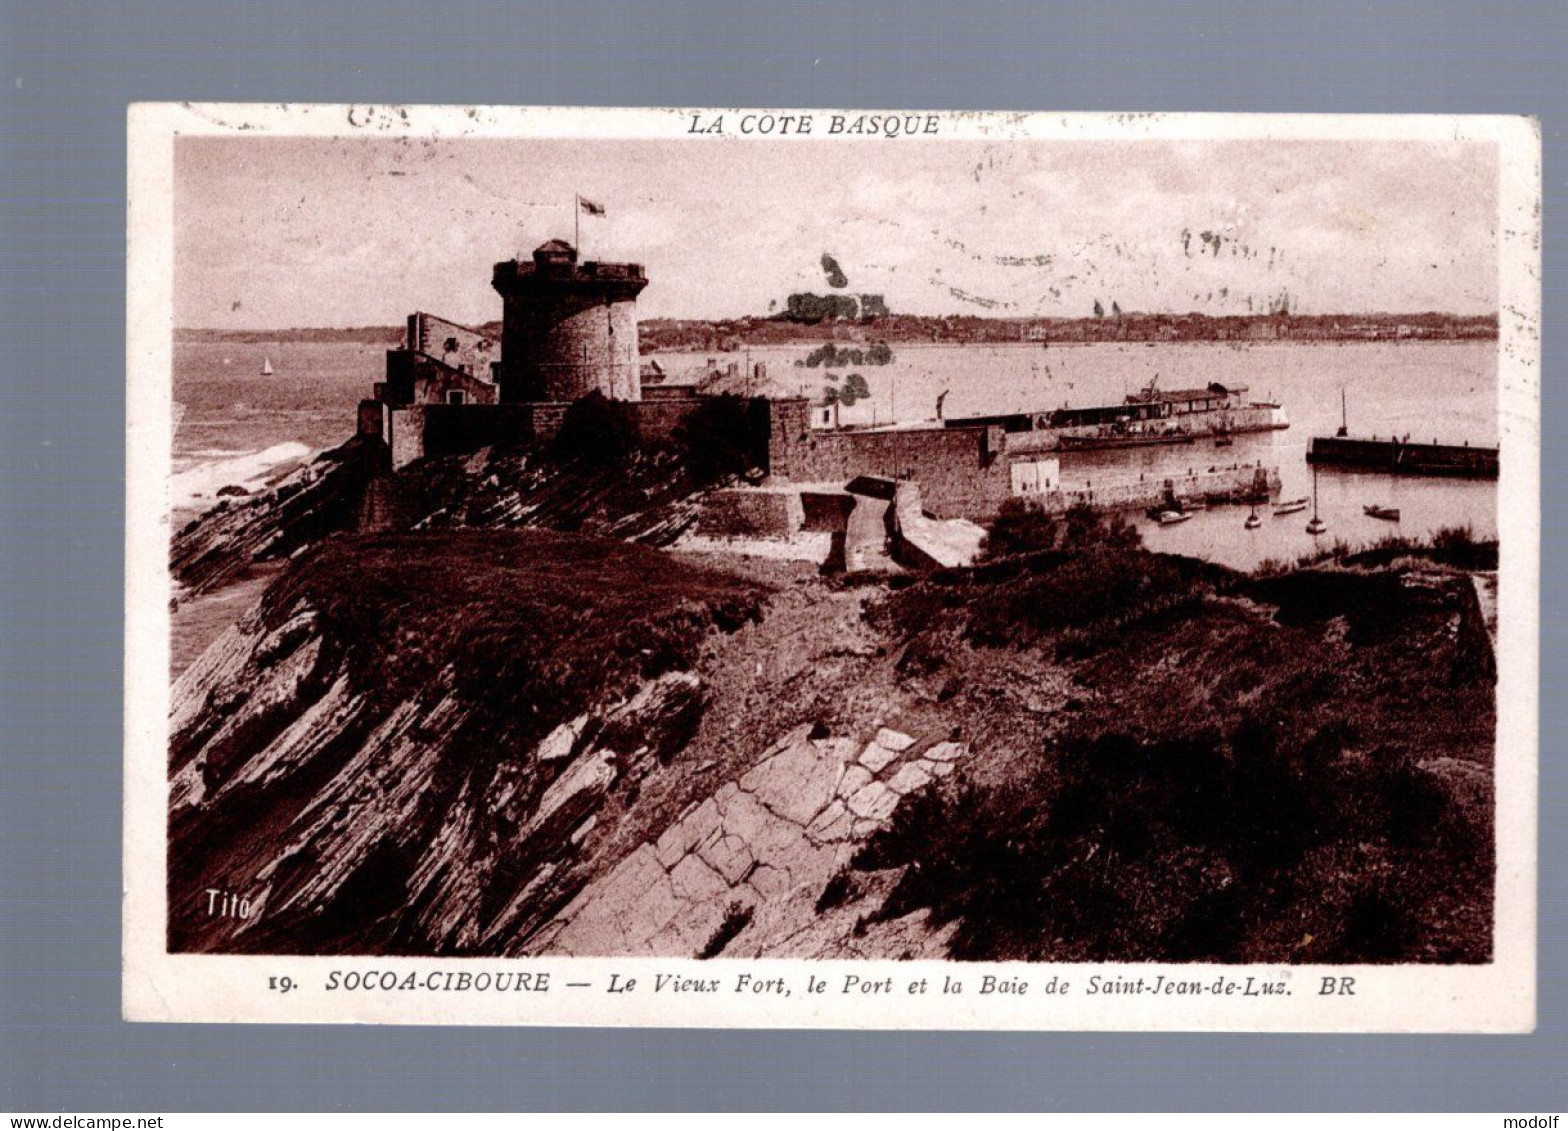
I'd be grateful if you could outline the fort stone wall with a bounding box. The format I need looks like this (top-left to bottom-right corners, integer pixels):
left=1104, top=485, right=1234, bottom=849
left=696, top=488, right=804, bottom=540
left=406, top=312, right=497, bottom=378
left=383, top=398, right=725, bottom=470
left=766, top=398, right=1011, bottom=519
left=498, top=293, right=642, bottom=403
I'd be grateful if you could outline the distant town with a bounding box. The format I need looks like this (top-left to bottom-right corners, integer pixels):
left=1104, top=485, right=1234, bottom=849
left=178, top=309, right=1497, bottom=349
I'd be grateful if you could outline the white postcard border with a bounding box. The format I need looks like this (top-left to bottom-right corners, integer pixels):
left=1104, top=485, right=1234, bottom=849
left=123, top=103, right=1540, bottom=1031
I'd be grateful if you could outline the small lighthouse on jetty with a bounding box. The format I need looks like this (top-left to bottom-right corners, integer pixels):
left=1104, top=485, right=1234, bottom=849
left=490, top=240, right=649, bottom=403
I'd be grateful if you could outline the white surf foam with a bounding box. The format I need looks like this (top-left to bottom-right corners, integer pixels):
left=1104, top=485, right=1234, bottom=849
left=172, top=441, right=314, bottom=511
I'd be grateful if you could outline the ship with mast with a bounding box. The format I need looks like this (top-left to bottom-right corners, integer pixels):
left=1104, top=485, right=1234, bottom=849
left=945, top=377, right=1289, bottom=452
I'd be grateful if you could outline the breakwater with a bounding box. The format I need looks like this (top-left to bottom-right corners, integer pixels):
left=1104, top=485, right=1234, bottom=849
left=1307, top=435, right=1498, bottom=479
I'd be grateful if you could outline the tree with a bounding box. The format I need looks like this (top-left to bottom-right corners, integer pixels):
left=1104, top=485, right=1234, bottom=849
left=1112, top=301, right=1123, bottom=319
left=1061, top=502, right=1142, bottom=551
left=553, top=390, right=640, bottom=466
left=981, top=498, right=1058, bottom=560
left=1093, top=299, right=1105, bottom=319
left=675, top=394, right=766, bottom=484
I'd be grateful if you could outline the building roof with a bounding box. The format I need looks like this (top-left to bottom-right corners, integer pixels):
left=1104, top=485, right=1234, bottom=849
left=535, top=239, right=575, bottom=254
left=1131, top=382, right=1246, bottom=404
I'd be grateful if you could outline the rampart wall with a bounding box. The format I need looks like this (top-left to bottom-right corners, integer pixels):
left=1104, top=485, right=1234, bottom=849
left=766, top=398, right=1011, bottom=519
left=383, top=398, right=717, bottom=469
left=696, top=488, right=804, bottom=540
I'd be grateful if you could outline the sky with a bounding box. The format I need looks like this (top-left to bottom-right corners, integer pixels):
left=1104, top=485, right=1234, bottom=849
left=173, top=135, right=1500, bottom=329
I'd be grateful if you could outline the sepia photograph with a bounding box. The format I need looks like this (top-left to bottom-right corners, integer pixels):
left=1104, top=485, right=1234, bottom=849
left=9, top=0, right=1568, bottom=1114
left=122, top=105, right=1539, bottom=1030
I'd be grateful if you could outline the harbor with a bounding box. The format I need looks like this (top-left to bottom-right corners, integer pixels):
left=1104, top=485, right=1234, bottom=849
left=175, top=336, right=1499, bottom=572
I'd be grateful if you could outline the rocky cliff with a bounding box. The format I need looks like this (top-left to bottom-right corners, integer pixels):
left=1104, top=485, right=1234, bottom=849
left=169, top=515, right=1496, bottom=962
left=169, top=525, right=999, bottom=958
left=171, top=438, right=722, bottom=600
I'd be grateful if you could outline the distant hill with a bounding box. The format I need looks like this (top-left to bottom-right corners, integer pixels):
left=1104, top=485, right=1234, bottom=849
left=176, top=325, right=408, bottom=345
left=177, top=311, right=1497, bottom=350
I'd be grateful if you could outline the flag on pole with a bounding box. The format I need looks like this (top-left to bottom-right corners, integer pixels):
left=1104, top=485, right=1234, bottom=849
left=579, top=197, right=606, bottom=216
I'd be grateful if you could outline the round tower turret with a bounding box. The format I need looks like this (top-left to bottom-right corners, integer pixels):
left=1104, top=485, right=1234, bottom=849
left=491, top=240, right=648, bottom=403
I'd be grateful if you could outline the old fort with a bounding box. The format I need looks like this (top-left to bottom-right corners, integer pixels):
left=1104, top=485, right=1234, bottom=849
left=356, top=240, right=1280, bottom=568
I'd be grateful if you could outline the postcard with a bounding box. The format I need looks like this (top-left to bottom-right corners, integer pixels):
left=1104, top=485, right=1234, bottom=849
left=124, top=104, right=1539, bottom=1029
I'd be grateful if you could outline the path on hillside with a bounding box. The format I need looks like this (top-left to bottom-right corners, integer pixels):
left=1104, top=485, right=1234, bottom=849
left=845, top=495, right=898, bottom=573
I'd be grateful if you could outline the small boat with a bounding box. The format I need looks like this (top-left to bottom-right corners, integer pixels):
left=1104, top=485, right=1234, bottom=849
left=1156, top=510, right=1192, bottom=526
left=1363, top=504, right=1401, bottom=521
left=1214, top=432, right=1234, bottom=448
left=261, top=356, right=274, bottom=376
left=1244, top=502, right=1262, bottom=529
left=1273, top=497, right=1308, bottom=516
left=1306, top=467, right=1327, bottom=535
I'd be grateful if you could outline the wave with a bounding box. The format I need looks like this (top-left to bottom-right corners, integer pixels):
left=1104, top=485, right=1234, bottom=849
left=182, top=447, right=256, bottom=458
left=171, top=441, right=314, bottom=511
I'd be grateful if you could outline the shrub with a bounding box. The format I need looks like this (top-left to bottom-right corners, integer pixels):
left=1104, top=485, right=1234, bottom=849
left=853, top=713, right=1489, bottom=963
left=553, top=391, right=640, bottom=466
left=1061, top=502, right=1142, bottom=551
left=981, top=498, right=1057, bottom=559
left=965, top=548, right=1205, bottom=647
left=699, top=901, right=754, bottom=958
left=980, top=500, right=1142, bottom=562
left=674, top=394, right=767, bottom=484
left=1430, top=523, right=1497, bottom=569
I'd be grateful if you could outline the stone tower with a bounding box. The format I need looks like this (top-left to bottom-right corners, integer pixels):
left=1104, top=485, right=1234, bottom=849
left=490, top=240, right=649, bottom=403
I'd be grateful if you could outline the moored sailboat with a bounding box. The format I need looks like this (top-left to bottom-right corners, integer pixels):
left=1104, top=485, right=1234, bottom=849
left=1306, top=466, right=1327, bottom=535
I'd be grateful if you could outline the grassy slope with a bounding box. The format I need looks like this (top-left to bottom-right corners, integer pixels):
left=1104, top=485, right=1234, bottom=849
left=857, top=545, right=1495, bottom=964
left=261, top=530, right=766, bottom=739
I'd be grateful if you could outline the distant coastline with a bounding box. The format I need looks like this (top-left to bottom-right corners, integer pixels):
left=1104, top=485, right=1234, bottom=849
left=175, top=310, right=1497, bottom=349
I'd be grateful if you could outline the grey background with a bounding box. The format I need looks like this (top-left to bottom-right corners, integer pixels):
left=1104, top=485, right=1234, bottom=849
left=0, top=0, right=1562, bottom=1112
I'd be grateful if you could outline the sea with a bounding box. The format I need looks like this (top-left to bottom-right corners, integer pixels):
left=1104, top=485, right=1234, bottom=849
left=173, top=338, right=1498, bottom=572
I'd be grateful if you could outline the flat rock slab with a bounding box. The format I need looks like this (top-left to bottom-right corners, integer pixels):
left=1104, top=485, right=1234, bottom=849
left=886, top=761, right=933, bottom=795
left=740, top=733, right=844, bottom=826
left=838, top=763, right=873, bottom=797
left=538, top=727, right=974, bottom=958
left=874, top=727, right=916, bottom=752
left=846, top=780, right=900, bottom=821
left=537, top=715, right=587, bottom=763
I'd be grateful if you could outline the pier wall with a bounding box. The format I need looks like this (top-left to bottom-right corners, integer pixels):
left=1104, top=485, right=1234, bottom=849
left=1043, top=464, right=1280, bottom=514
left=1307, top=435, right=1498, bottom=478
